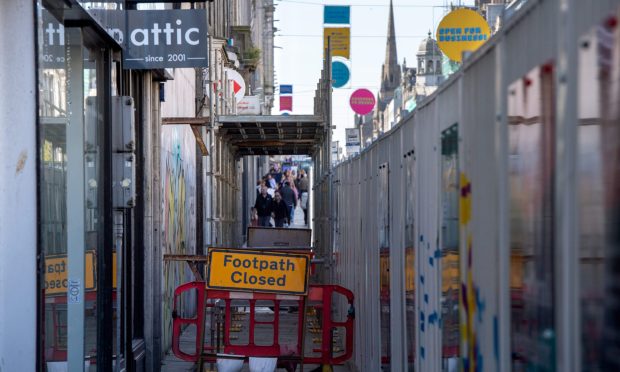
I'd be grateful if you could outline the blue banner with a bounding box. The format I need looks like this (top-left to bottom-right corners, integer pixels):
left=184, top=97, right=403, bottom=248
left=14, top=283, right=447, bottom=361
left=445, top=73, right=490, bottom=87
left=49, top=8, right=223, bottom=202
left=280, top=85, right=293, bottom=94
left=324, top=6, right=350, bottom=25
left=332, top=61, right=350, bottom=88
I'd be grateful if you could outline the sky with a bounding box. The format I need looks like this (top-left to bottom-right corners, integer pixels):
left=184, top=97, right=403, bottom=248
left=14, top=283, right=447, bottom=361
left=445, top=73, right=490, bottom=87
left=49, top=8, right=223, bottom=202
left=273, top=0, right=476, bottom=147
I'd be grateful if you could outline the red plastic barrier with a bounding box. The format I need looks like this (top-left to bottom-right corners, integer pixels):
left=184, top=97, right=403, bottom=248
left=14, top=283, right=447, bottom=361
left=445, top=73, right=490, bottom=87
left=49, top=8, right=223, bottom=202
left=171, top=283, right=355, bottom=366
left=304, top=285, right=355, bottom=365
left=171, top=281, right=206, bottom=362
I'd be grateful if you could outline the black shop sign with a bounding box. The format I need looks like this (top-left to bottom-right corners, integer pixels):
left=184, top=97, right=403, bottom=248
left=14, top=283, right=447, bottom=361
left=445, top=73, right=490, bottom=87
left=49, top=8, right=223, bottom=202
left=41, top=9, right=208, bottom=70
left=121, top=9, right=208, bottom=69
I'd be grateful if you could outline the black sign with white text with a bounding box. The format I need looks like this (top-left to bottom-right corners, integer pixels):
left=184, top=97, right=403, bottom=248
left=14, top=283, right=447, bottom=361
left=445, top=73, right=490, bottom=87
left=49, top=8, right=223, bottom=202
left=122, top=9, right=208, bottom=69
left=41, top=9, right=208, bottom=70
left=82, top=9, right=209, bottom=69
left=41, top=10, right=65, bottom=69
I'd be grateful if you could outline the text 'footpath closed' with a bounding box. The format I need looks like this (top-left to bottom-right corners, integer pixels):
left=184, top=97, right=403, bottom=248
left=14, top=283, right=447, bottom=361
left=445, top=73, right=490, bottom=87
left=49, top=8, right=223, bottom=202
left=207, top=249, right=310, bottom=295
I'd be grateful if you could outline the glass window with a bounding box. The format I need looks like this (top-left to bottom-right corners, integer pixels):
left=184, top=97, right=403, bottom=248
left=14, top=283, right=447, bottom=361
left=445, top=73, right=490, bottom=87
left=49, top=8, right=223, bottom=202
left=38, top=5, right=70, bottom=366
left=38, top=4, right=112, bottom=369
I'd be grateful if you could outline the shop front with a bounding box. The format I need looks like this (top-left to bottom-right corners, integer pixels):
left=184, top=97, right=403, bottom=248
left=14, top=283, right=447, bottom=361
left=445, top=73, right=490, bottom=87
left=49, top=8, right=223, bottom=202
left=37, top=1, right=122, bottom=370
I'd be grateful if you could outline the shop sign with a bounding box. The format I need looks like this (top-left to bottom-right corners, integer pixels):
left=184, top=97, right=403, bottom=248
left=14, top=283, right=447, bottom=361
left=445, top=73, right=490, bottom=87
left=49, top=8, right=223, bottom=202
left=123, top=9, right=208, bottom=69
left=324, top=27, right=350, bottom=59
left=350, top=89, right=375, bottom=115
left=41, top=9, right=208, bottom=69
left=85, top=9, right=209, bottom=69
left=225, top=68, right=246, bottom=101
left=436, top=8, right=491, bottom=62
left=237, top=96, right=261, bottom=115
left=206, top=248, right=310, bottom=295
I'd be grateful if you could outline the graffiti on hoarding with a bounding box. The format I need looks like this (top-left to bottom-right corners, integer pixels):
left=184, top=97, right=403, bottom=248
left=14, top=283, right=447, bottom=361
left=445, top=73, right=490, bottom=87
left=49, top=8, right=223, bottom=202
left=161, top=125, right=197, bottom=353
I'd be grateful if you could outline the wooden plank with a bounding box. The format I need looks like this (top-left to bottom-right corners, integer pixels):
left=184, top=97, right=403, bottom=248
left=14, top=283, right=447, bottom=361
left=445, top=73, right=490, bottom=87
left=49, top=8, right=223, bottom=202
left=191, top=125, right=209, bottom=155
left=163, top=254, right=209, bottom=262
left=162, top=117, right=210, bottom=125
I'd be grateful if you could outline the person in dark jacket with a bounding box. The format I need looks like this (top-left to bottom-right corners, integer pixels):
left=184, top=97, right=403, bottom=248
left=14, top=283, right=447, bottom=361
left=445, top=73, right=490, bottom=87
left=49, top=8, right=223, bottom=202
left=254, top=186, right=273, bottom=227
left=279, top=181, right=296, bottom=224
left=271, top=192, right=289, bottom=227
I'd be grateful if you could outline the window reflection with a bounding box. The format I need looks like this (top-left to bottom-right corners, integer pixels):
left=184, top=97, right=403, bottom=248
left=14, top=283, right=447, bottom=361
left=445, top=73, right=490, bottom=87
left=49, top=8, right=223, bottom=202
left=508, top=63, right=556, bottom=371
left=579, top=13, right=620, bottom=371
left=441, top=124, right=460, bottom=370
left=379, top=163, right=391, bottom=369
left=577, top=27, right=607, bottom=371
left=38, top=4, right=112, bottom=368
left=404, top=152, right=416, bottom=370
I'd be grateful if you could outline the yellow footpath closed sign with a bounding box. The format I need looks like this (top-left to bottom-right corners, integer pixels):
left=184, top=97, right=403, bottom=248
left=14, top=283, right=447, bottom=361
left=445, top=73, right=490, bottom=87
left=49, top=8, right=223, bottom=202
left=206, top=248, right=310, bottom=295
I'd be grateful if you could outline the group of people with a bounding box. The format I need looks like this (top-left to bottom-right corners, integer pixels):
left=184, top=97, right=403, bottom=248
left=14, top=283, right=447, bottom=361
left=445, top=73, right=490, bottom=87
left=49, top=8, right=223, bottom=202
left=252, top=168, right=309, bottom=228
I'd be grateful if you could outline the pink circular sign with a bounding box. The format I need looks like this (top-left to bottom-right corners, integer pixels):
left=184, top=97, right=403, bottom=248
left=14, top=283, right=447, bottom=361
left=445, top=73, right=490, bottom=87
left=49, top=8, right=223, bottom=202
left=349, top=89, right=376, bottom=115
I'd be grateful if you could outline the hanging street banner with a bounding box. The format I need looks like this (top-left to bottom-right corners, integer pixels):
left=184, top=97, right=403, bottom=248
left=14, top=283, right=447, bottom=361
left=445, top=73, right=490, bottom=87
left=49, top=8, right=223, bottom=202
left=350, top=89, right=376, bottom=115
left=324, top=27, right=351, bottom=59
left=324, top=6, right=351, bottom=25
left=206, top=248, right=310, bottom=295
left=280, top=84, right=293, bottom=94
left=332, top=60, right=351, bottom=88
left=436, top=8, right=491, bottom=63
left=280, top=96, right=293, bottom=111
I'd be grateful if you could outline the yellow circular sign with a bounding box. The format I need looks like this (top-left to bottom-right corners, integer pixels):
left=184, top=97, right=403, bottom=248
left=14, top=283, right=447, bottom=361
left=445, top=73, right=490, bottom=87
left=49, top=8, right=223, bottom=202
left=436, top=8, right=491, bottom=62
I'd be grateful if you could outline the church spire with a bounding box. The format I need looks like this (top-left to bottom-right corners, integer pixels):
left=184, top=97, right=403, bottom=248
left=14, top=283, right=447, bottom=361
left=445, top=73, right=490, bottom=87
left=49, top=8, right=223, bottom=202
left=380, top=0, right=401, bottom=106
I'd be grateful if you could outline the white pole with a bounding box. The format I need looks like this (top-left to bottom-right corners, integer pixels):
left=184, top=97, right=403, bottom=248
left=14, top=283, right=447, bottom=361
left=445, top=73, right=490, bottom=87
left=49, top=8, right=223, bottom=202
left=0, top=1, right=37, bottom=371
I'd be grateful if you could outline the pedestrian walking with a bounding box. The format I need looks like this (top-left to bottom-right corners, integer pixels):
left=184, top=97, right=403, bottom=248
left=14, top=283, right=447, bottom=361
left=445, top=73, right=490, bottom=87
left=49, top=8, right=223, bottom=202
left=250, top=207, right=259, bottom=227
left=254, top=186, right=273, bottom=227
left=279, top=181, right=296, bottom=225
left=271, top=192, right=289, bottom=227
left=298, top=170, right=309, bottom=225
left=267, top=173, right=277, bottom=189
